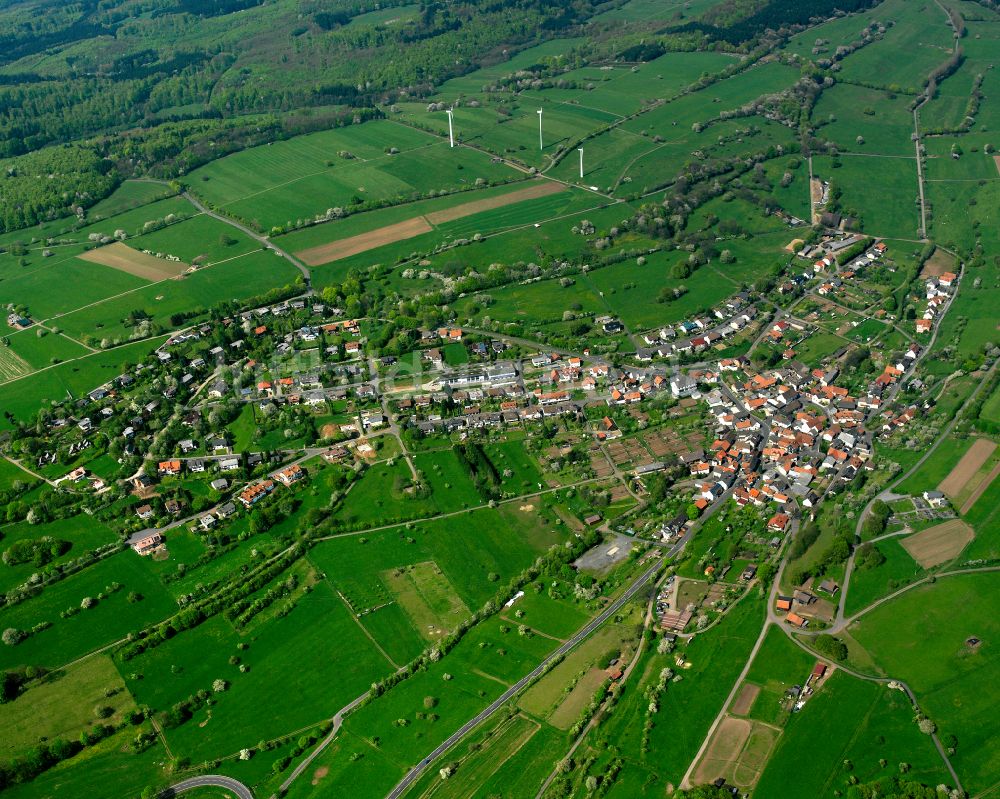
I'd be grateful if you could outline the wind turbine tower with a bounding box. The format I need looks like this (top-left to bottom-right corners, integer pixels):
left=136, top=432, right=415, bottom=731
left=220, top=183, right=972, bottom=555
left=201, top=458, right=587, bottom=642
left=537, top=108, right=543, bottom=151
left=446, top=109, right=455, bottom=148
left=578, top=147, right=584, bottom=179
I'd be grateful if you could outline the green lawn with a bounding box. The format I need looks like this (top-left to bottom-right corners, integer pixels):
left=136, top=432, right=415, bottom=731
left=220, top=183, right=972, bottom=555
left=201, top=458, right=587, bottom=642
left=755, top=672, right=951, bottom=797
left=0, top=551, right=179, bottom=671
left=741, top=625, right=817, bottom=726
left=843, top=538, right=926, bottom=617
left=850, top=572, right=1000, bottom=793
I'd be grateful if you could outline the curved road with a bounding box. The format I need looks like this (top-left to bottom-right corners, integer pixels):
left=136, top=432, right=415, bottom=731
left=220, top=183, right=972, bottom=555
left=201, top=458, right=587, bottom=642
left=161, top=775, right=253, bottom=799
left=383, top=543, right=684, bottom=799
left=181, top=192, right=312, bottom=287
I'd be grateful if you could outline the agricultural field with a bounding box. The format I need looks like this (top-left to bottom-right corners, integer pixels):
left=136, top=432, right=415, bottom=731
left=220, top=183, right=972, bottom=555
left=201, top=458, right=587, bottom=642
left=813, top=155, right=921, bottom=239
left=754, top=672, right=950, bottom=797
left=0, top=2, right=998, bottom=798
left=187, top=121, right=522, bottom=232
left=850, top=573, right=1000, bottom=794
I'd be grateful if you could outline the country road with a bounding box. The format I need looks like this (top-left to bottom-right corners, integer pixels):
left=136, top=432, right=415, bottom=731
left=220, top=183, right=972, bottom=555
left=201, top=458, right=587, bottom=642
left=181, top=192, right=312, bottom=286
left=161, top=774, right=253, bottom=799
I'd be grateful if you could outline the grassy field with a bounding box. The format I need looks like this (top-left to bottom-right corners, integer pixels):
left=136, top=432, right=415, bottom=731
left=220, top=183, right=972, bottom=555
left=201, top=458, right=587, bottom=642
left=0, top=721, right=167, bottom=799
left=835, top=0, right=955, bottom=92
left=813, top=155, right=920, bottom=239
left=332, top=452, right=482, bottom=529
left=843, top=538, right=926, bottom=617
left=0, top=457, right=38, bottom=492
left=541, top=62, right=799, bottom=190
left=312, top=503, right=570, bottom=623
left=0, top=336, right=168, bottom=428
left=284, top=611, right=561, bottom=799
left=0, top=514, right=119, bottom=595
left=755, top=671, right=950, bottom=796
left=894, top=435, right=976, bottom=496
left=812, top=83, right=917, bottom=156
left=382, top=560, right=470, bottom=642
left=0, top=551, right=179, bottom=671
left=55, top=247, right=301, bottom=342
left=740, top=625, right=817, bottom=727
left=3, top=329, right=92, bottom=371
left=0, top=654, right=136, bottom=758
left=484, top=438, right=546, bottom=495
left=850, top=572, right=1000, bottom=793
left=188, top=121, right=520, bottom=231
left=85, top=180, right=177, bottom=219
left=121, top=578, right=395, bottom=763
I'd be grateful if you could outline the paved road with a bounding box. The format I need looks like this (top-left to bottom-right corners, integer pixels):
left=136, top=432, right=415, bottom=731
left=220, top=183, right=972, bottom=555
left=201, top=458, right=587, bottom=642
left=275, top=692, right=369, bottom=796
left=383, top=545, right=683, bottom=799
left=161, top=775, right=253, bottom=799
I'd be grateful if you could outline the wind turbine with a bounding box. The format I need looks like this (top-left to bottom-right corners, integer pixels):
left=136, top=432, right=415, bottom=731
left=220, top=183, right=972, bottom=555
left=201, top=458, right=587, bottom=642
left=537, top=108, right=544, bottom=151
left=578, top=147, right=584, bottom=179
left=446, top=108, right=455, bottom=148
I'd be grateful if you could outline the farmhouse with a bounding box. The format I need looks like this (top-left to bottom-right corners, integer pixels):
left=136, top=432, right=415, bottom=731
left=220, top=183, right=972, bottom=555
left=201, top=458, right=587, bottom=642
left=922, top=490, right=947, bottom=507
left=785, top=612, right=808, bottom=628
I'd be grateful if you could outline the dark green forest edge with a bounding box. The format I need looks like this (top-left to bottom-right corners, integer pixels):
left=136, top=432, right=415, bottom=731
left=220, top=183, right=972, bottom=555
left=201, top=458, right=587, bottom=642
left=0, top=0, right=876, bottom=232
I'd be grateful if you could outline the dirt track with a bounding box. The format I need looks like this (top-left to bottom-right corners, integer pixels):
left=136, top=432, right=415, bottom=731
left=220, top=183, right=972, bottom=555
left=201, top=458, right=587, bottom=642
left=78, top=241, right=189, bottom=281
left=730, top=682, right=760, bottom=716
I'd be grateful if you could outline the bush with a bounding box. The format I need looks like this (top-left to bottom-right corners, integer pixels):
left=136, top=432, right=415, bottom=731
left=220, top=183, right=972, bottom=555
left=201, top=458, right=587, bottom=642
left=814, top=634, right=848, bottom=661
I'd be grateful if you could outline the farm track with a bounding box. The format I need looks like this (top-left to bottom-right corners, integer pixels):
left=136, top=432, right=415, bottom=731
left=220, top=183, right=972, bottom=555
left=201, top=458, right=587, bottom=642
left=181, top=192, right=312, bottom=286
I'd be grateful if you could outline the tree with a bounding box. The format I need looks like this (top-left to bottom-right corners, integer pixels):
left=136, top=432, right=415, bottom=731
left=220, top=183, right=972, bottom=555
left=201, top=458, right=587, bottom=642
left=212, top=679, right=228, bottom=692
left=918, top=718, right=937, bottom=735
left=814, top=634, right=848, bottom=661
left=2, top=628, right=25, bottom=646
